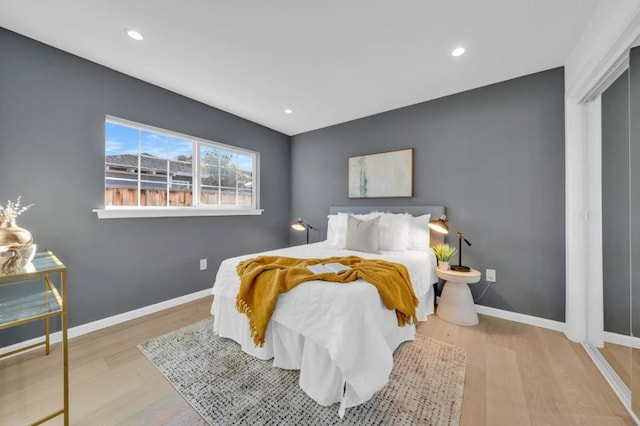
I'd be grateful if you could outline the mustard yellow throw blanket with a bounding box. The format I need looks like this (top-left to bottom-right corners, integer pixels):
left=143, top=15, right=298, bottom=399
left=235, top=255, right=419, bottom=347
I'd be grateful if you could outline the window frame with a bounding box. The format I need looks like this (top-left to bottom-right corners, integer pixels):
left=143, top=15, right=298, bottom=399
left=94, top=116, right=262, bottom=219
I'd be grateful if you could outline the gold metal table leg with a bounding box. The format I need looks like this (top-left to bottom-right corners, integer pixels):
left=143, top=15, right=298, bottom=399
left=44, top=277, right=50, bottom=355
left=62, top=270, right=69, bottom=425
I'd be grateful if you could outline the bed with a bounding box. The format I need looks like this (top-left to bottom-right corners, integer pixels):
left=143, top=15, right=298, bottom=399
left=210, top=205, right=444, bottom=416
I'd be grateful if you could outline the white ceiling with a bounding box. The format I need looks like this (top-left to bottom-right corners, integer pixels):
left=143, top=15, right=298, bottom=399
left=0, top=0, right=600, bottom=136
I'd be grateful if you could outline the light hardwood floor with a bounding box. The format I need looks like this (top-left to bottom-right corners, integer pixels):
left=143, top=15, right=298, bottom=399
left=599, top=342, right=632, bottom=388
left=0, top=296, right=635, bottom=425
left=421, top=313, right=635, bottom=426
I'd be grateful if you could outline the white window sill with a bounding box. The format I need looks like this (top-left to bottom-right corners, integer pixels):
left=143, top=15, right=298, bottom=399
left=93, top=208, right=264, bottom=219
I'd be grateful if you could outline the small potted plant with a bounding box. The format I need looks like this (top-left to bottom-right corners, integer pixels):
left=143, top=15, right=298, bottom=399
left=432, top=244, right=457, bottom=271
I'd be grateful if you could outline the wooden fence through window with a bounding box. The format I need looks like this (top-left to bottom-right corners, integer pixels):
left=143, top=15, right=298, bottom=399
left=105, top=187, right=251, bottom=207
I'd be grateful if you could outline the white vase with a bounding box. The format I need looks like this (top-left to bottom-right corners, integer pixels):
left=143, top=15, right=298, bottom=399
left=439, top=261, right=450, bottom=271
left=0, top=219, right=32, bottom=247
left=18, top=243, right=37, bottom=267
left=0, top=243, right=37, bottom=268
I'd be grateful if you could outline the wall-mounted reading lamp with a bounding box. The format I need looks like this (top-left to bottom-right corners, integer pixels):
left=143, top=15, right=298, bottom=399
left=428, top=214, right=472, bottom=272
left=291, top=218, right=313, bottom=244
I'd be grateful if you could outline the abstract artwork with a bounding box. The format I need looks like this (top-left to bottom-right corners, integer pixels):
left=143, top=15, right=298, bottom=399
left=348, top=148, right=413, bottom=198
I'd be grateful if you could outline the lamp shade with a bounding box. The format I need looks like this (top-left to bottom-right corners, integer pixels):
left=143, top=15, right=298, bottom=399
left=292, top=218, right=313, bottom=244
left=428, top=215, right=449, bottom=234
left=291, top=218, right=307, bottom=231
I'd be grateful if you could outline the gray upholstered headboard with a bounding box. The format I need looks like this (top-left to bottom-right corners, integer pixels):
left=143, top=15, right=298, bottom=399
left=328, top=205, right=446, bottom=247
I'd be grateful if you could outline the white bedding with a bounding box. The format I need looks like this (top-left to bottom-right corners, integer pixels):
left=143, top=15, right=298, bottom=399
left=210, top=241, right=437, bottom=416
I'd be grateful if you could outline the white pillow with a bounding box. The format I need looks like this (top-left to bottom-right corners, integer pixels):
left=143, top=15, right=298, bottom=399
left=326, top=214, right=337, bottom=243
left=405, top=214, right=431, bottom=251
left=352, top=211, right=383, bottom=221
left=326, top=213, right=349, bottom=248
left=328, top=211, right=421, bottom=251
left=378, top=213, right=410, bottom=251
left=345, top=215, right=381, bottom=253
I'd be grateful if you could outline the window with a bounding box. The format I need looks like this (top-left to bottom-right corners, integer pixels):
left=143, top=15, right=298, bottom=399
left=97, top=116, right=261, bottom=218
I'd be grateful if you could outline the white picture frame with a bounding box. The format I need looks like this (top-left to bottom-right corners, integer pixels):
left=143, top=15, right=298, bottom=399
left=348, top=148, right=413, bottom=198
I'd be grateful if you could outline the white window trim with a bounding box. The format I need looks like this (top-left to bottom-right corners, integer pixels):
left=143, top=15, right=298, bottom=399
left=93, top=207, right=263, bottom=219
left=98, top=116, right=261, bottom=218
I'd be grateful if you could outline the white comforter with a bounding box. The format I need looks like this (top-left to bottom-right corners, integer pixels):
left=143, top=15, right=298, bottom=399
left=210, top=241, right=437, bottom=416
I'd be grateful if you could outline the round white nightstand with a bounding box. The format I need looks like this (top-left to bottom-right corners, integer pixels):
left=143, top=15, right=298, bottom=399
left=435, top=267, right=481, bottom=326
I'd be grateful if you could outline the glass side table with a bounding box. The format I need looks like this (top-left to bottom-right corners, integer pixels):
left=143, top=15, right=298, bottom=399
left=0, top=249, right=69, bottom=425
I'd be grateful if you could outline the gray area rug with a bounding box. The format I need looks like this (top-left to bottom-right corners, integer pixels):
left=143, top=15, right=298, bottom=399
left=138, top=318, right=466, bottom=425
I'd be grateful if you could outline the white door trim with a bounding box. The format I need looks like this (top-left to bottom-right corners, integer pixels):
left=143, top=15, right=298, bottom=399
left=564, top=1, right=640, bottom=344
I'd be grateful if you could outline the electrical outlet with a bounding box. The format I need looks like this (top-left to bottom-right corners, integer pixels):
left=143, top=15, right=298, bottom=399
left=200, top=258, right=207, bottom=270
left=486, top=269, right=496, bottom=282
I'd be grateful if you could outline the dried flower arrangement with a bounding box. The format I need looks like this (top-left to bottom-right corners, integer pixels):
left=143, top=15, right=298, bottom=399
left=0, top=196, right=34, bottom=222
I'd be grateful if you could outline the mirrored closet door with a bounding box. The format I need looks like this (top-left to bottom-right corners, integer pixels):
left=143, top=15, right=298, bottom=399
left=601, top=66, right=631, bottom=394
left=600, top=44, right=640, bottom=419
left=630, top=45, right=640, bottom=417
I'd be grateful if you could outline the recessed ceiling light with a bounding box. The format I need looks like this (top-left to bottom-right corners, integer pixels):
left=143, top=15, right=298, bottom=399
left=451, top=47, right=466, bottom=57
left=284, top=108, right=293, bottom=114
left=126, top=29, right=144, bottom=41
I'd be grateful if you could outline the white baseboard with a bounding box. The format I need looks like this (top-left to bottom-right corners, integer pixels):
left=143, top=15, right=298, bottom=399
left=604, top=331, right=640, bottom=349
left=0, top=288, right=212, bottom=358
left=475, top=304, right=566, bottom=333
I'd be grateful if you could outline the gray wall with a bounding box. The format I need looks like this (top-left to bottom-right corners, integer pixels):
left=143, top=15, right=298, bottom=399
left=290, top=68, right=566, bottom=321
left=602, top=70, right=630, bottom=335
left=0, top=29, right=290, bottom=345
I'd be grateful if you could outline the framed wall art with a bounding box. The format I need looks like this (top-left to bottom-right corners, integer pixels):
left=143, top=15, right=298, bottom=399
left=348, top=148, right=413, bottom=198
